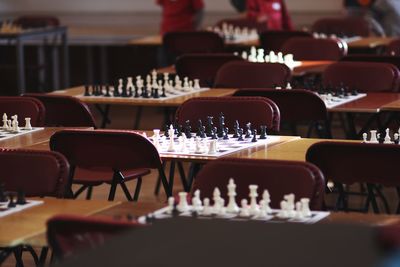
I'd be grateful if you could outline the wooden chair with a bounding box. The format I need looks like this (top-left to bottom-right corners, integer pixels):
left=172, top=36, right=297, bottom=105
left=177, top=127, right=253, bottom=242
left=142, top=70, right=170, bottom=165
left=311, top=17, right=371, bottom=37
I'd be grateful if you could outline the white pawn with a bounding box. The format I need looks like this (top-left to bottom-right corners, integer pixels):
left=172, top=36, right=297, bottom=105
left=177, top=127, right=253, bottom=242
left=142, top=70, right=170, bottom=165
left=202, top=198, right=213, bottom=216
left=262, top=190, right=272, bottom=214
left=278, top=201, right=289, bottom=218
left=226, top=178, right=239, bottom=213
left=384, top=128, right=392, bottom=144
left=193, top=79, right=201, bottom=90
left=239, top=199, right=250, bottom=217
left=152, top=129, right=161, bottom=150
left=248, top=185, right=260, bottom=216
left=286, top=82, right=292, bottom=90
left=294, top=201, right=304, bottom=220
left=194, top=137, right=203, bottom=154
left=284, top=194, right=296, bottom=218
left=208, top=140, right=217, bottom=154
left=24, top=117, right=32, bottom=130
left=241, top=51, right=248, bottom=60
left=167, top=197, right=175, bottom=214
left=177, top=192, right=190, bottom=212
left=362, top=133, right=368, bottom=143
left=11, top=115, right=19, bottom=133
left=192, top=189, right=203, bottom=212
left=301, top=198, right=312, bottom=217
left=258, top=200, right=269, bottom=218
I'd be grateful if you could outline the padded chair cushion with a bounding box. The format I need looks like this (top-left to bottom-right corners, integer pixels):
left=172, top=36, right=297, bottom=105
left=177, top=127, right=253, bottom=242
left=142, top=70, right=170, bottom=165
left=73, top=168, right=151, bottom=185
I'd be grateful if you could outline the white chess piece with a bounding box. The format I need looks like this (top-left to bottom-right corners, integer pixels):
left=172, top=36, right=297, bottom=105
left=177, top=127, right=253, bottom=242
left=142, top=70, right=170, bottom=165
left=262, top=190, right=272, bottom=214
left=208, top=140, right=217, bottom=154
left=239, top=199, right=250, bottom=217
left=167, top=197, right=175, bottom=214
left=226, top=178, right=239, bottom=213
left=301, top=198, right=312, bottom=217
left=167, top=125, right=176, bottom=152
left=370, top=130, right=378, bottom=143
left=257, top=48, right=265, bottom=63
left=278, top=200, right=289, bottom=218
left=152, top=129, right=161, bottom=150
left=192, top=189, right=203, bottom=212
left=2, top=113, right=8, bottom=130
left=284, top=194, right=296, bottom=218
left=118, top=78, right=123, bottom=94
left=384, top=128, right=392, bottom=144
left=212, top=187, right=223, bottom=213
left=277, top=52, right=284, bottom=63
left=194, top=137, right=203, bottom=154
left=248, top=185, right=260, bottom=216
left=11, top=115, right=19, bottom=133
left=193, top=79, right=201, bottom=90
left=177, top=192, right=190, bottom=212
left=127, top=77, right=134, bottom=91
left=362, top=133, right=368, bottom=143
left=24, top=118, right=32, bottom=130
left=286, top=83, right=292, bottom=90
left=241, top=51, right=248, bottom=60
left=294, top=201, right=304, bottom=220
left=202, top=198, right=213, bottom=216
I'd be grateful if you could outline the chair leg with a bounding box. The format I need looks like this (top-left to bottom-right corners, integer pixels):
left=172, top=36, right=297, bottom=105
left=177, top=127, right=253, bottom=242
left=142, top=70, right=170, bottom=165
left=335, top=183, right=346, bottom=211
left=38, top=247, right=49, bottom=267
left=133, top=177, right=142, bottom=201
left=85, top=186, right=93, bottom=200
left=158, top=166, right=171, bottom=197
left=366, top=183, right=380, bottom=214
left=72, top=185, right=88, bottom=199
left=13, top=246, right=24, bottom=267
left=168, top=161, right=176, bottom=194
left=154, top=162, right=166, bottom=196
left=108, top=172, right=119, bottom=201
left=373, top=185, right=391, bottom=214
left=24, top=245, right=39, bottom=266
left=119, top=182, right=134, bottom=201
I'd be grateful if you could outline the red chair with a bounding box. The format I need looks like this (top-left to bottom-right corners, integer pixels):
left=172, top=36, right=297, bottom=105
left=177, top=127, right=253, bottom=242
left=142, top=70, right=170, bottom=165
left=233, top=89, right=331, bottom=138
left=13, top=15, right=60, bottom=28
left=323, top=62, right=400, bottom=92
left=282, top=37, right=347, bottom=61
left=214, top=61, right=291, bottom=89
left=259, top=30, right=312, bottom=52
left=191, top=158, right=325, bottom=210
left=175, top=96, right=280, bottom=132
left=386, top=39, right=400, bottom=56
left=0, top=96, right=45, bottom=127
left=47, top=215, right=142, bottom=260
left=306, top=141, right=400, bottom=213
left=50, top=130, right=170, bottom=200
left=341, top=55, right=400, bottom=70
left=23, top=94, right=97, bottom=128
left=311, top=17, right=371, bottom=37
left=175, top=53, right=244, bottom=87
left=215, top=18, right=268, bottom=33
left=0, top=149, right=69, bottom=197
left=163, top=31, right=225, bottom=59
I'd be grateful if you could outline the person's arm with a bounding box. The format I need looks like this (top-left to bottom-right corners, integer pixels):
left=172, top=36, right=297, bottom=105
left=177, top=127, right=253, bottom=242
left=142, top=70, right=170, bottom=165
left=246, top=0, right=261, bottom=19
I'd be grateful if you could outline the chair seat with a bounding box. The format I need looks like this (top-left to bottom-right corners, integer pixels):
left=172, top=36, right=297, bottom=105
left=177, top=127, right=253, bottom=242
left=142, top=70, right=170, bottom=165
left=74, top=168, right=151, bottom=186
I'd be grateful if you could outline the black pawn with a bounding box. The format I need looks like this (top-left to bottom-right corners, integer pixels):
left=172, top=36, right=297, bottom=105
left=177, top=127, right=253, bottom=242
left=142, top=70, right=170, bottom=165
left=16, top=190, right=26, bottom=205
left=113, top=82, right=120, bottom=97
left=153, top=88, right=160, bottom=99
left=197, top=120, right=203, bottom=137
left=223, top=127, right=229, bottom=140
left=260, top=126, right=267, bottom=139
left=105, top=85, right=111, bottom=97
left=211, top=127, right=218, bottom=140
left=251, top=129, right=258, bottom=142
left=200, top=126, right=206, bottom=138
left=84, top=85, right=91, bottom=96
left=238, top=128, right=244, bottom=141
left=177, top=125, right=183, bottom=137
left=184, top=120, right=192, bottom=138
left=0, top=184, right=7, bottom=202
left=161, top=87, right=167, bottom=97
left=164, top=125, right=170, bottom=138
left=134, top=87, right=140, bottom=98
left=7, top=193, right=16, bottom=208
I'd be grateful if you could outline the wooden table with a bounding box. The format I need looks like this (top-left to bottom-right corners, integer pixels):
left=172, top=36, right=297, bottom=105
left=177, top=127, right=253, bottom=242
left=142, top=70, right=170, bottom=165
left=0, top=198, right=120, bottom=248
left=0, top=127, right=91, bottom=150
left=347, top=37, right=395, bottom=50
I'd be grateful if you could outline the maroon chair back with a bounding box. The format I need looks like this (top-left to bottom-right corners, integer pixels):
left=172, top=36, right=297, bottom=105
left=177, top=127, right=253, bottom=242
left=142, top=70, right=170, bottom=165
left=50, top=130, right=163, bottom=172
left=341, top=55, right=400, bottom=71
left=233, top=89, right=328, bottom=123
left=163, top=31, right=225, bottom=58
left=323, top=62, right=400, bottom=92
left=386, top=39, right=400, bottom=56
left=306, top=141, right=400, bottom=186
left=24, top=94, right=97, bottom=128
left=214, top=61, right=291, bottom=89
left=282, top=37, right=347, bottom=61
left=175, top=96, right=280, bottom=132
left=377, top=222, right=400, bottom=251
left=13, top=15, right=60, bottom=28
left=215, top=18, right=268, bottom=33
left=0, top=96, right=45, bottom=126
left=175, top=53, right=244, bottom=87
left=259, top=30, right=313, bottom=52
left=0, top=149, right=69, bottom=197
left=311, top=17, right=370, bottom=37
left=191, top=158, right=325, bottom=210
left=47, top=215, right=142, bottom=260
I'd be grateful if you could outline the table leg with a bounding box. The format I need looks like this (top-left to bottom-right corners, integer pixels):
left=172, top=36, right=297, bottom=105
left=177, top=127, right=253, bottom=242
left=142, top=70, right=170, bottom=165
left=95, top=104, right=111, bottom=128
left=16, top=37, right=25, bottom=95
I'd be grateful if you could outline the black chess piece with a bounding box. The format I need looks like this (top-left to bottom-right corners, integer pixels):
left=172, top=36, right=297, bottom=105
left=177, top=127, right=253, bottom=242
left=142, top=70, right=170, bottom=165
left=113, top=82, right=120, bottom=97
left=84, top=85, right=91, bottom=96
left=351, top=88, right=359, bottom=96
left=16, top=190, right=26, bottom=205
left=164, top=125, right=170, bottom=138
left=223, top=127, right=229, bottom=140
left=161, top=87, right=167, bottom=97
left=238, top=128, right=244, bottom=141
left=201, top=126, right=206, bottom=138
left=245, top=122, right=252, bottom=138
left=191, top=210, right=198, bottom=218
left=184, top=120, right=192, bottom=138
left=150, top=88, right=155, bottom=98
left=218, top=113, right=225, bottom=138
left=177, top=125, right=183, bottom=137
left=7, top=193, right=16, bottom=208
left=378, top=132, right=385, bottom=144
left=395, top=135, right=400, bottom=145
left=211, top=127, right=218, bottom=139
left=251, top=129, right=258, bottom=142
left=105, top=84, right=111, bottom=97
left=143, top=87, right=149, bottom=98
left=153, top=88, right=160, bottom=99
left=260, top=125, right=267, bottom=139
left=134, top=87, right=139, bottom=98
left=127, top=86, right=133, bottom=97
left=233, top=120, right=240, bottom=138
left=197, top=120, right=203, bottom=137
left=206, top=116, right=214, bottom=137
left=0, top=184, right=7, bottom=202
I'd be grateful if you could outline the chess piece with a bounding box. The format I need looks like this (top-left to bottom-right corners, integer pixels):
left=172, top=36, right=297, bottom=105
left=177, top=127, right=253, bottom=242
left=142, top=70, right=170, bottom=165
left=212, top=188, right=223, bottom=213
left=84, top=85, right=91, bottom=96
left=211, top=127, right=218, bottom=140
left=152, top=129, right=161, bottom=150
left=277, top=200, right=289, bottom=218
left=193, top=79, right=201, bottom=90
left=362, top=133, right=368, bottom=143
left=2, top=113, right=8, bottom=130
left=167, top=125, right=176, bottom=152
left=195, top=137, right=204, bottom=154
left=218, top=113, right=225, bottom=138
left=105, top=84, right=111, bottom=97
left=16, top=190, right=26, bottom=205
left=24, top=118, right=32, bottom=130
left=395, top=133, right=400, bottom=145
left=206, top=116, right=214, bottom=137
left=184, top=120, right=192, bottom=139
left=239, top=199, right=250, bottom=217
left=245, top=123, right=252, bottom=138
left=262, top=190, right=272, bottom=214
left=294, top=202, right=304, bottom=220
left=226, top=178, right=239, bottom=213
left=177, top=192, right=190, bottom=212
left=384, top=128, right=392, bottom=144
left=370, top=130, right=378, bottom=143
left=284, top=194, right=296, bottom=218
left=237, top=128, right=244, bottom=141
left=258, top=200, right=269, bottom=218
left=8, top=193, right=16, bottom=208
left=223, top=127, right=229, bottom=140
left=301, top=198, right=312, bottom=217
left=260, top=126, right=267, bottom=139
left=249, top=185, right=260, bottom=216
left=167, top=197, right=175, bottom=214
left=192, top=189, right=203, bottom=212
left=11, top=115, right=19, bottom=133
left=233, top=120, right=240, bottom=138
left=202, top=198, right=213, bottom=216
left=208, top=140, right=217, bottom=154
left=0, top=184, right=7, bottom=202
left=251, top=129, right=258, bottom=142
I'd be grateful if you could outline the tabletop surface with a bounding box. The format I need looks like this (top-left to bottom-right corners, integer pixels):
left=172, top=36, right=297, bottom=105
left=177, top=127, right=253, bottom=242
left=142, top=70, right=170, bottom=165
left=0, top=198, right=120, bottom=247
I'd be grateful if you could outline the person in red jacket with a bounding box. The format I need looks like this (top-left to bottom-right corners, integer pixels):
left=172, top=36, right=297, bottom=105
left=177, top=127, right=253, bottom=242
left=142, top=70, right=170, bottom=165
left=157, top=0, right=205, bottom=35
left=246, top=0, right=293, bottom=30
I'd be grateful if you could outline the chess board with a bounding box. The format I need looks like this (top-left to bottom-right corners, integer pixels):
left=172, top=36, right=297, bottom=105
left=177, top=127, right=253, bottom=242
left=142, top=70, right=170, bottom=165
left=0, top=200, right=43, bottom=218
left=153, top=134, right=282, bottom=158
left=0, top=127, right=44, bottom=141
left=319, top=93, right=367, bottom=109
left=139, top=206, right=330, bottom=225
left=80, top=88, right=210, bottom=101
